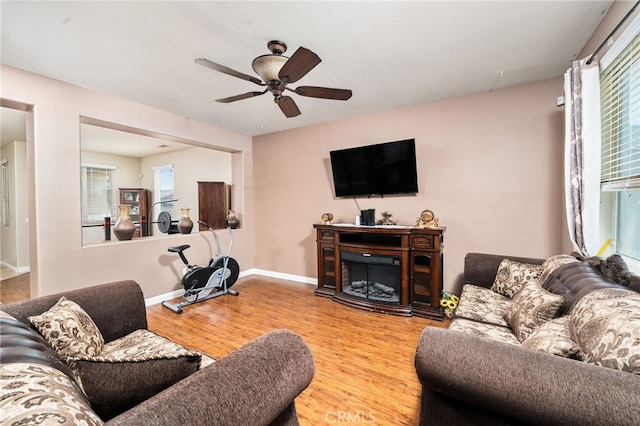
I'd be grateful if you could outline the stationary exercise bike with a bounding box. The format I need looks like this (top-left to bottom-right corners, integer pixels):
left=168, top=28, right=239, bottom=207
left=162, top=220, right=240, bottom=314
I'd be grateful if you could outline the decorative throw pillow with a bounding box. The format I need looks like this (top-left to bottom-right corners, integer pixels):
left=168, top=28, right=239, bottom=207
left=603, top=254, right=633, bottom=286
left=66, top=329, right=203, bottom=420
left=491, top=259, right=542, bottom=298
left=0, top=363, right=103, bottom=426
left=504, top=280, right=564, bottom=342
left=454, top=284, right=511, bottom=327
left=538, top=254, right=579, bottom=287
left=569, top=288, right=640, bottom=374
left=521, top=316, right=582, bottom=359
left=28, top=297, right=105, bottom=357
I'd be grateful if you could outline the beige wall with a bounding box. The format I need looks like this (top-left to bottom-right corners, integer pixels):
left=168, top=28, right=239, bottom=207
left=1, top=1, right=631, bottom=298
left=253, top=78, right=566, bottom=293
left=0, top=64, right=254, bottom=299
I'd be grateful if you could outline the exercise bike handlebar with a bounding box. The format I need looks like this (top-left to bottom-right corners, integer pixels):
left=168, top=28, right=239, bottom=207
left=197, top=221, right=234, bottom=259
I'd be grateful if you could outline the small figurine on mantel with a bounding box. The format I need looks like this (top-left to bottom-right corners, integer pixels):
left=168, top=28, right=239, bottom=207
left=321, top=212, right=334, bottom=225
left=376, top=211, right=397, bottom=226
left=416, top=209, right=439, bottom=229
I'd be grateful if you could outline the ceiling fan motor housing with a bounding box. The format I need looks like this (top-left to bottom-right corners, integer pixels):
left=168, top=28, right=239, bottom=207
left=267, top=40, right=287, bottom=54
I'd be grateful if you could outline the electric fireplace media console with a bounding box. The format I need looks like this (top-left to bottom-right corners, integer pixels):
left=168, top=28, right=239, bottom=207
left=313, top=224, right=445, bottom=320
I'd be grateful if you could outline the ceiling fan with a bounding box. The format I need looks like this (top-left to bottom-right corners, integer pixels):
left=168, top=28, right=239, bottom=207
left=195, top=40, right=352, bottom=118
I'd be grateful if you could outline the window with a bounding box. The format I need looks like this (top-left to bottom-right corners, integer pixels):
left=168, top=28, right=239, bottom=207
left=153, top=165, right=174, bottom=214
left=81, top=164, right=116, bottom=226
left=599, top=24, right=640, bottom=273
left=1, top=159, right=9, bottom=227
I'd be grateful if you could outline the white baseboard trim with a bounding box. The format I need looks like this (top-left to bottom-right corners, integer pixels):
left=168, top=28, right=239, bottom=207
left=0, top=261, right=30, bottom=274
left=244, top=268, right=318, bottom=285
left=144, top=269, right=317, bottom=307
left=145, top=289, right=184, bottom=307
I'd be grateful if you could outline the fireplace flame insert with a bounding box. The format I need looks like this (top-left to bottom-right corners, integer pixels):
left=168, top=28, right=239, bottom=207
left=340, top=251, right=402, bottom=304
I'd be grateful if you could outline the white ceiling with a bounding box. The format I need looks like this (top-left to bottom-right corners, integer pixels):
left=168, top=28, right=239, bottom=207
left=1, top=1, right=613, bottom=139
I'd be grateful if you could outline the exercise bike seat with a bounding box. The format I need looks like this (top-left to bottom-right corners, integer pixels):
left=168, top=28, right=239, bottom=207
left=168, top=244, right=191, bottom=266
left=168, top=245, right=190, bottom=253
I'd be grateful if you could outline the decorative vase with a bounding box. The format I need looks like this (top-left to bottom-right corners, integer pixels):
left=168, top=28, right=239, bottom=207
left=226, top=210, right=240, bottom=229
left=178, top=208, right=193, bottom=234
left=113, top=205, right=136, bottom=241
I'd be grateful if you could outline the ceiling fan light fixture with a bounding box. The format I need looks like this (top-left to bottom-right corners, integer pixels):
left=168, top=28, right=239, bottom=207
left=197, top=39, right=351, bottom=118
left=252, top=54, right=288, bottom=82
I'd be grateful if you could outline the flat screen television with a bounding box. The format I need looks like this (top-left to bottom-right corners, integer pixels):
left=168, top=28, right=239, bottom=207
left=330, top=138, right=418, bottom=197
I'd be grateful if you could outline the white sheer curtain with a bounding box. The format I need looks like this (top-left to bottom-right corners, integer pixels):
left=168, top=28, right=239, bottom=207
left=564, top=59, right=601, bottom=257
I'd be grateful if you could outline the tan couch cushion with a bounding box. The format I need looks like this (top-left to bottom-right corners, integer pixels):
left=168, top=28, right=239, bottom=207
left=449, top=318, right=520, bottom=345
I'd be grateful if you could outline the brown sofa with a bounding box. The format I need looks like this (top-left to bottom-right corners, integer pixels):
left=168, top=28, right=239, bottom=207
left=0, top=280, right=315, bottom=425
left=415, top=253, right=640, bottom=426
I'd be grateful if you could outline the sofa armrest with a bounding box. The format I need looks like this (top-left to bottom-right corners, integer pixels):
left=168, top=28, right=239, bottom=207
left=1, top=280, right=147, bottom=342
left=463, top=253, right=545, bottom=288
left=415, top=327, right=640, bottom=425
left=105, top=329, right=315, bottom=426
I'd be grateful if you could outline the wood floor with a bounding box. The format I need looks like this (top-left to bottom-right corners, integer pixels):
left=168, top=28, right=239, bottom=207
left=147, top=276, right=449, bottom=425
left=0, top=272, right=30, bottom=304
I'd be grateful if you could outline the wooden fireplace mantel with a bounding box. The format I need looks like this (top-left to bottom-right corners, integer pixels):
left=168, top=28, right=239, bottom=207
left=313, top=224, right=445, bottom=320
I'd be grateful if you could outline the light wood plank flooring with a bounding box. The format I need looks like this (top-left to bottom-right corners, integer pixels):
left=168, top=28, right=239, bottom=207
left=147, top=276, right=449, bottom=425
left=0, top=273, right=30, bottom=304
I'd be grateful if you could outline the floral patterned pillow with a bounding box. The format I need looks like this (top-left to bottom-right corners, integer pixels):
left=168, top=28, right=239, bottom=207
left=569, top=288, right=640, bottom=373
left=0, top=363, right=103, bottom=426
left=521, top=316, right=583, bottom=359
left=504, top=280, right=564, bottom=342
left=491, top=259, right=542, bottom=299
left=28, top=296, right=105, bottom=357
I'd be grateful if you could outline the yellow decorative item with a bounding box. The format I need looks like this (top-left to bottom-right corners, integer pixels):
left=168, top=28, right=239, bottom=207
left=597, top=239, right=612, bottom=257
left=440, top=290, right=459, bottom=318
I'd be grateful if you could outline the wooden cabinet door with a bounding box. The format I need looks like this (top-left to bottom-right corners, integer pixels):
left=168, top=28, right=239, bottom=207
left=198, top=181, right=228, bottom=230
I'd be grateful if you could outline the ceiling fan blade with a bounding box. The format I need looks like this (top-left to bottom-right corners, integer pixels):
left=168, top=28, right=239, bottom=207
left=216, top=90, right=268, bottom=103
left=276, top=96, right=301, bottom=118
left=293, top=86, right=352, bottom=100
left=195, top=58, right=264, bottom=86
left=278, top=47, right=321, bottom=84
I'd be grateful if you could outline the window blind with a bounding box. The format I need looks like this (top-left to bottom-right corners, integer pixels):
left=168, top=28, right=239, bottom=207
left=600, top=31, right=640, bottom=191
left=81, top=165, right=115, bottom=226
left=1, top=159, right=9, bottom=226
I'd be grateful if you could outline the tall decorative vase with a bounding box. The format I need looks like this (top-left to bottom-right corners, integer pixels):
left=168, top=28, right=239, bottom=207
left=226, top=210, right=240, bottom=229
left=178, top=208, right=193, bottom=234
left=113, top=205, right=136, bottom=241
